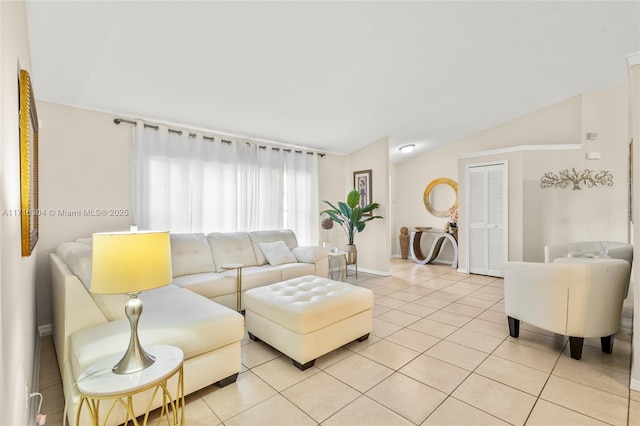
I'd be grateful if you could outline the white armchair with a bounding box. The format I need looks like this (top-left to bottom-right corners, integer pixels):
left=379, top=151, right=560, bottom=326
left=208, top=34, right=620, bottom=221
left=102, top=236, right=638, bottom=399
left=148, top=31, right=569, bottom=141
left=504, top=259, right=630, bottom=360
left=544, top=241, right=633, bottom=264
left=544, top=241, right=633, bottom=297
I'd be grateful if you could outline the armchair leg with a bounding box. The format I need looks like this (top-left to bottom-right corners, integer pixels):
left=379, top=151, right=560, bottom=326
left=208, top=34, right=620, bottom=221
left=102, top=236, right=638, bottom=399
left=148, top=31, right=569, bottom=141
left=507, top=316, right=520, bottom=338
left=601, top=334, right=615, bottom=354
left=569, top=337, right=584, bottom=360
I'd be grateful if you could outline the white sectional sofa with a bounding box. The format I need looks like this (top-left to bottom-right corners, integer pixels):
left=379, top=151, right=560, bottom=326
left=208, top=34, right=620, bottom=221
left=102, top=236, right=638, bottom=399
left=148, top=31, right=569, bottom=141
left=170, top=230, right=329, bottom=309
left=50, top=229, right=328, bottom=425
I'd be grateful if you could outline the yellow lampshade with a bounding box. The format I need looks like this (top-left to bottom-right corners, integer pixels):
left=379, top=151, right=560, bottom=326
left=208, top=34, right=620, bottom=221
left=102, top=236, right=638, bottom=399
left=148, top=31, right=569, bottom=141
left=91, top=231, right=172, bottom=294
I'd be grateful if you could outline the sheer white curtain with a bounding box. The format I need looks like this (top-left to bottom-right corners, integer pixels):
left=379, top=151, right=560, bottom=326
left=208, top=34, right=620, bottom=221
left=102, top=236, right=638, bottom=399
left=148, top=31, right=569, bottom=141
left=255, top=147, right=283, bottom=231
left=133, top=123, right=319, bottom=244
left=133, top=123, right=193, bottom=232
left=191, top=138, right=258, bottom=232
left=284, top=150, right=318, bottom=245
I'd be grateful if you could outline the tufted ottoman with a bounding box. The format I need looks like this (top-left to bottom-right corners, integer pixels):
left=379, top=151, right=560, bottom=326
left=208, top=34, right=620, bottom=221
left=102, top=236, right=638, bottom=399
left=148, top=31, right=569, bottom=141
left=244, top=275, right=374, bottom=370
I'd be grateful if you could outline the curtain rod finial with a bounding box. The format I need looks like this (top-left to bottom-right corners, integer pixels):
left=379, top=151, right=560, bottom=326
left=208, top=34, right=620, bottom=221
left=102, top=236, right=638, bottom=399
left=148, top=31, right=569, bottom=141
left=114, top=118, right=137, bottom=126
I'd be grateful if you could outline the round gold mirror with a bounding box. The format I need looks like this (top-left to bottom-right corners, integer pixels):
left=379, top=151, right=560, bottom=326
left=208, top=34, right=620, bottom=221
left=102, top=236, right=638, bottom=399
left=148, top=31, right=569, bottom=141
left=423, top=177, right=458, bottom=218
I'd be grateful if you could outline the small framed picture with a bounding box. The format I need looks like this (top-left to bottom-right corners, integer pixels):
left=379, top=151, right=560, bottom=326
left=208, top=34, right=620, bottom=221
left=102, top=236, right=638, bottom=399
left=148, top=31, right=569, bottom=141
left=353, top=169, right=372, bottom=216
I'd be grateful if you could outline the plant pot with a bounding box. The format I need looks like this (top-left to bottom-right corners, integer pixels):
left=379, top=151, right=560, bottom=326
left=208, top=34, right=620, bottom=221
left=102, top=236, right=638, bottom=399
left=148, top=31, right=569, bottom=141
left=345, top=244, right=357, bottom=265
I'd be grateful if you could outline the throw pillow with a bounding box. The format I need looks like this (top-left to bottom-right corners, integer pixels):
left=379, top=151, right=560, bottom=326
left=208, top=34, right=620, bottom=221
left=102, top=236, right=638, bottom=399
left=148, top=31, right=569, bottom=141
left=292, top=246, right=327, bottom=263
left=259, top=241, right=297, bottom=266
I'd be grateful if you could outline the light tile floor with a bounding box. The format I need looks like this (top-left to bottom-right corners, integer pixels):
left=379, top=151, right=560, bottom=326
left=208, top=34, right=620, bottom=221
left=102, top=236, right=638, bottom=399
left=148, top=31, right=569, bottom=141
left=39, top=259, right=640, bottom=425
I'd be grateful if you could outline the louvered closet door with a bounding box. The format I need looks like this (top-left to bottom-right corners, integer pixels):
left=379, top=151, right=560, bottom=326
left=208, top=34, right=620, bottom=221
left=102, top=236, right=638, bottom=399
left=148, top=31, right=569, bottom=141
left=467, top=162, right=507, bottom=277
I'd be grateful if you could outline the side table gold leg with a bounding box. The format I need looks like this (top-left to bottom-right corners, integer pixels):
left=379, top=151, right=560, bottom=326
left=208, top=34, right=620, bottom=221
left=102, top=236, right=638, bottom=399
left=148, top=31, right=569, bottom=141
left=220, top=264, right=244, bottom=313
left=236, top=268, right=242, bottom=312
left=178, top=367, right=185, bottom=426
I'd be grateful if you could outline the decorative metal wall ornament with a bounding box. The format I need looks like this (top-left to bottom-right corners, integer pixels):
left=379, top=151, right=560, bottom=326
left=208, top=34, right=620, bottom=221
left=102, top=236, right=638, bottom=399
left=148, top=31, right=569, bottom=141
left=540, top=168, right=613, bottom=190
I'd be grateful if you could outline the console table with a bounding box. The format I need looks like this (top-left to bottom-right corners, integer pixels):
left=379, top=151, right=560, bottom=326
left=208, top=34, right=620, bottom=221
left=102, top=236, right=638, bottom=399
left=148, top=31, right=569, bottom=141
left=410, top=229, right=458, bottom=268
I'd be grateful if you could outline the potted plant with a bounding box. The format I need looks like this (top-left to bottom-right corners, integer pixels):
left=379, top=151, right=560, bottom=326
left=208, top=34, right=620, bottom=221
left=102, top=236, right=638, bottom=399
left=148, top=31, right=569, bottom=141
left=321, top=189, right=383, bottom=264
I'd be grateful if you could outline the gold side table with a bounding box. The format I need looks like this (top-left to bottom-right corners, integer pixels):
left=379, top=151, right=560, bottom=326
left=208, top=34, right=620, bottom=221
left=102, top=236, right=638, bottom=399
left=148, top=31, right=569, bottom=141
left=221, top=263, right=245, bottom=312
left=76, top=345, right=184, bottom=426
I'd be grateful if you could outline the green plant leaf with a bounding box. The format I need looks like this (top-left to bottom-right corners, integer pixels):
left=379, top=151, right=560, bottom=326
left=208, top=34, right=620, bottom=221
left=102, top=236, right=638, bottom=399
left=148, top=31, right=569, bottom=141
left=346, top=189, right=360, bottom=209
left=322, top=200, right=341, bottom=212
left=362, top=215, right=384, bottom=224
left=351, top=208, right=363, bottom=224
left=360, top=202, right=381, bottom=214
left=338, top=201, right=351, bottom=218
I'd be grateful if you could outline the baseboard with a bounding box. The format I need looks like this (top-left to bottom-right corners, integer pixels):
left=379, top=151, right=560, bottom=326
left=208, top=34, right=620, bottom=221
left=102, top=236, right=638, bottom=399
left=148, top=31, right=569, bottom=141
left=38, top=324, right=52, bottom=336
left=29, top=331, right=42, bottom=425
left=347, top=265, right=390, bottom=277
left=456, top=268, right=469, bottom=274
left=631, top=377, right=640, bottom=391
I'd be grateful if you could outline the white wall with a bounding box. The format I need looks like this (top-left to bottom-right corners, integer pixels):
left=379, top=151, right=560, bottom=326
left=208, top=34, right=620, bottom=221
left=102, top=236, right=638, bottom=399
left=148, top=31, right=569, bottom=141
left=346, top=138, right=390, bottom=275
left=0, top=1, right=38, bottom=424
left=628, top=53, right=640, bottom=390
left=36, top=102, right=133, bottom=328
left=393, top=144, right=461, bottom=254
left=318, top=153, right=347, bottom=247
left=521, top=88, right=629, bottom=261
left=395, top=95, right=580, bottom=246
left=395, top=88, right=630, bottom=271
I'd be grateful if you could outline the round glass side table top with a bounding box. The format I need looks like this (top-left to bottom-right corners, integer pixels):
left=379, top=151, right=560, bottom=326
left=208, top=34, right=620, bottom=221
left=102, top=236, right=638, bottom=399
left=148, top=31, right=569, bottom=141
left=76, top=345, right=184, bottom=426
left=77, top=345, right=183, bottom=395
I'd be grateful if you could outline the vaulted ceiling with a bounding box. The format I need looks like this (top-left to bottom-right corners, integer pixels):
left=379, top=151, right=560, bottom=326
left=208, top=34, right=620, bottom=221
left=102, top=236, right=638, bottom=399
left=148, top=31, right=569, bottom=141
left=26, top=1, right=640, bottom=163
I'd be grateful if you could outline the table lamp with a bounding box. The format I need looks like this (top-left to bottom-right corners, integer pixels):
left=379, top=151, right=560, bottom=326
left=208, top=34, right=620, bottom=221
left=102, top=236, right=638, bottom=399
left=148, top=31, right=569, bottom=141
left=90, top=231, right=172, bottom=374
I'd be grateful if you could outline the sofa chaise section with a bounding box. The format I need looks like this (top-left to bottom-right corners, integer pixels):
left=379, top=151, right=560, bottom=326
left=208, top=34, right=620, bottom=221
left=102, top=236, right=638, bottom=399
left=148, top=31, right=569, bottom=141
left=50, top=248, right=244, bottom=425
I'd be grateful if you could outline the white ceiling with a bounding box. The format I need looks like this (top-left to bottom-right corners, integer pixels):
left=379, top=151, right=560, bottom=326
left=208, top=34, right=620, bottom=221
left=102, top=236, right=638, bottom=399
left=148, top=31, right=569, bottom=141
left=26, top=1, right=640, bottom=163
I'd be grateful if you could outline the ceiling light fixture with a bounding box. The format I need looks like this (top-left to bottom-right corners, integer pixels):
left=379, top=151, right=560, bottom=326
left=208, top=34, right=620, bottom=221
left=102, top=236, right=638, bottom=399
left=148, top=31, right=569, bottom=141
left=399, top=144, right=415, bottom=154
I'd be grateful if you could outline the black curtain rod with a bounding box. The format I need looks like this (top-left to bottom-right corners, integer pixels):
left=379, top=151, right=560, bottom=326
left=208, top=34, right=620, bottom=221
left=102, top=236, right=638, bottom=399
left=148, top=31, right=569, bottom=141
left=114, top=118, right=324, bottom=157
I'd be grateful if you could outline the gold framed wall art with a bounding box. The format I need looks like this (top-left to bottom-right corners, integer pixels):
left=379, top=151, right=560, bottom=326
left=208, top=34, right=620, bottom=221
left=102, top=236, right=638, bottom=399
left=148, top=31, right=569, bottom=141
left=19, top=69, right=39, bottom=257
